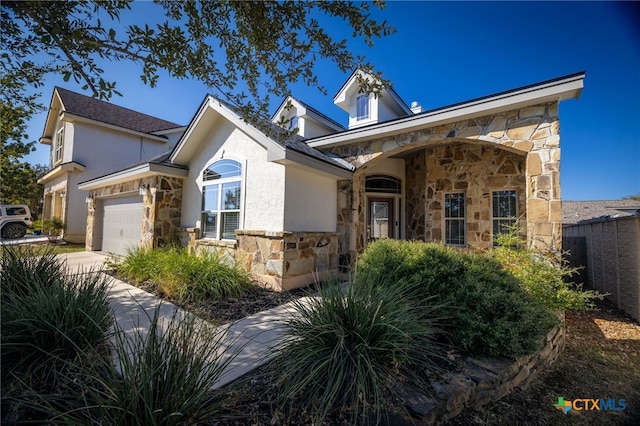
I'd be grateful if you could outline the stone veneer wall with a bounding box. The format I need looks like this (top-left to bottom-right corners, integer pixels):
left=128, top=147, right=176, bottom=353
left=189, top=230, right=340, bottom=291
left=405, top=143, right=526, bottom=248
left=396, top=324, right=566, bottom=425
left=85, top=176, right=183, bottom=251
left=330, top=102, right=562, bottom=265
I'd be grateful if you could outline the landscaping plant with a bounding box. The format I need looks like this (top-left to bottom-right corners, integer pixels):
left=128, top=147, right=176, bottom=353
left=41, top=308, right=238, bottom=425
left=355, top=239, right=558, bottom=358
left=490, top=228, right=602, bottom=311
left=274, top=278, right=446, bottom=424
left=1, top=245, right=113, bottom=422
left=115, top=245, right=253, bottom=303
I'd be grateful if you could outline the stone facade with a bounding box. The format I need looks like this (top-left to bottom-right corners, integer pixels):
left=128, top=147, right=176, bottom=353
left=85, top=176, right=183, bottom=251
left=331, top=102, right=561, bottom=265
left=396, top=323, right=566, bottom=424
left=186, top=230, right=340, bottom=291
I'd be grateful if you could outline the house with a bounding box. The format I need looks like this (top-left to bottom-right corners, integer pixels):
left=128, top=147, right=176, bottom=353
left=562, top=199, right=640, bottom=225
left=78, top=70, right=585, bottom=290
left=37, top=87, right=185, bottom=243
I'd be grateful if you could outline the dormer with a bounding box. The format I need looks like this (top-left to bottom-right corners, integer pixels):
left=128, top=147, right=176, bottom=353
left=272, top=96, right=345, bottom=138
left=334, top=69, right=412, bottom=129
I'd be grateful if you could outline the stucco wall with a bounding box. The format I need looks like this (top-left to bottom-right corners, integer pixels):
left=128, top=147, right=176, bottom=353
left=180, top=123, right=286, bottom=233
left=72, top=122, right=168, bottom=176
left=283, top=166, right=338, bottom=232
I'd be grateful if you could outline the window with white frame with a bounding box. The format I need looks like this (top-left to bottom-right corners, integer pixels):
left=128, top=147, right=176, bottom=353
left=201, top=159, right=242, bottom=240
left=54, top=127, right=64, bottom=164
left=444, top=192, right=465, bottom=245
left=492, top=190, right=517, bottom=242
left=289, top=115, right=299, bottom=131
left=356, top=94, right=369, bottom=121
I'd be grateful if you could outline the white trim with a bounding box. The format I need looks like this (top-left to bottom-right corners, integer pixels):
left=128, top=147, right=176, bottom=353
left=78, top=163, right=188, bottom=190
left=199, top=156, right=245, bottom=241
left=310, top=73, right=585, bottom=148
left=38, top=161, right=85, bottom=184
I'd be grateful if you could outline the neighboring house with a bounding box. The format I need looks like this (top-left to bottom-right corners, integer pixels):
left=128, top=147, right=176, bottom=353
left=37, top=87, right=185, bottom=243
left=562, top=199, right=640, bottom=225
left=79, top=70, right=585, bottom=290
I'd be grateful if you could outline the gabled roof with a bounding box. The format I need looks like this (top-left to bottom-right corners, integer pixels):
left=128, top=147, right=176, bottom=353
left=309, top=71, right=586, bottom=148
left=55, top=87, right=182, bottom=133
left=333, top=68, right=412, bottom=116
left=271, top=96, right=345, bottom=132
left=563, top=200, right=640, bottom=225
left=171, top=95, right=353, bottom=177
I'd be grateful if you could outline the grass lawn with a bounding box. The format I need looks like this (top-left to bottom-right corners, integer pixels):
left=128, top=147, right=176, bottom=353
left=25, top=243, right=87, bottom=255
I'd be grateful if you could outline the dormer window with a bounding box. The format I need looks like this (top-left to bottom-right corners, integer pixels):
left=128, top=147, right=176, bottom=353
left=289, top=115, right=299, bottom=131
left=356, top=94, right=369, bottom=121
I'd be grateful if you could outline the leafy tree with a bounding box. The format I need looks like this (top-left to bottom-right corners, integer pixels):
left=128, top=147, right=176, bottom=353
left=2, top=0, right=394, bottom=126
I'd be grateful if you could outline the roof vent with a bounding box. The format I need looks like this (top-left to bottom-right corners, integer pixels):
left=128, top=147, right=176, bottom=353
left=411, top=101, right=423, bottom=114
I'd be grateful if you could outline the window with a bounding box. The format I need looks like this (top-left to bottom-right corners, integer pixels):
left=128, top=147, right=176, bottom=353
left=365, top=175, right=401, bottom=194
left=54, top=127, right=64, bottom=164
left=492, top=190, right=517, bottom=242
left=444, top=193, right=465, bottom=245
left=356, top=94, right=369, bottom=120
left=289, top=115, right=299, bottom=131
left=201, top=159, right=242, bottom=240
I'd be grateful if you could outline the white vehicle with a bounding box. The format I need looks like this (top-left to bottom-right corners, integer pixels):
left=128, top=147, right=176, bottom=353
left=0, top=204, right=34, bottom=239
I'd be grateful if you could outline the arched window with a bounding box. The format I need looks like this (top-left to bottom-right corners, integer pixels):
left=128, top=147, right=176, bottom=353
left=365, top=175, right=401, bottom=194
left=201, top=159, right=242, bottom=240
left=356, top=94, right=369, bottom=121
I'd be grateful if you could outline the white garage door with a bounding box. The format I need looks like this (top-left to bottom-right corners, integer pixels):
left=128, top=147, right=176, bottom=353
left=100, top=195, right=143, bottom=256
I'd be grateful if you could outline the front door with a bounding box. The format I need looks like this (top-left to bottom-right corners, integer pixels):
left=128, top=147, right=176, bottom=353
left=368, top=197, right=394, bottom=241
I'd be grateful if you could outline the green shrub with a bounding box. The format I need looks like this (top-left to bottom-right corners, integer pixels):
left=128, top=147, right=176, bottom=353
left=1, top=245, right=113, bottom=422
left=116, top=246, right=253, bottom=303
left=39, top=308, right=236, bottom=425
left=275, top=278, right=445, bottom=424
left=491, top=230, right=603, bottom=311
left=1, top=245, right=113, bottom=372
left=355, top=239, right=557, bottom=358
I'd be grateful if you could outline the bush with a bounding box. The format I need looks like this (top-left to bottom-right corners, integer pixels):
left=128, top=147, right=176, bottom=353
left=116, top=245, right=253, bottom=303
left=1, top=245, right=113, bottom=422
left=274, top=278, right=445, bottom=424
left=355, top=240, right=558, bottom=359
left=40, top=308, right=236, bottom=425
left=491, top=230, right=603, bottom=311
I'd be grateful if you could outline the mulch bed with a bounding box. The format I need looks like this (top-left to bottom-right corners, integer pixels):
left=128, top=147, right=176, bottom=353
left=114, top=276, right=640, bottom=425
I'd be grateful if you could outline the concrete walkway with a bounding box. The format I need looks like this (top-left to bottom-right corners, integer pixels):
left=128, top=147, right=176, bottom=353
left=57, top=251, right=297, bottom=389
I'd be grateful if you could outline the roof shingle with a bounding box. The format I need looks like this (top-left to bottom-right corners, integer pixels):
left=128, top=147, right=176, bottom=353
left=56, top=87, right=182, bottom=134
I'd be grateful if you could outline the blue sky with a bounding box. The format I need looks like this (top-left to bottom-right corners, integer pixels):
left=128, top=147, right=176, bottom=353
left=23, top=1, right=639, bottom=201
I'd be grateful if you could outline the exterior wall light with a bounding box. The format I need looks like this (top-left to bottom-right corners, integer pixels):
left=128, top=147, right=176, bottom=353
left=139, top=184, right=149, bottom=196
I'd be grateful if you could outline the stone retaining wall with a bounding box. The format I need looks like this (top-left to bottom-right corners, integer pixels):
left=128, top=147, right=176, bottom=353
left=396, top=323, right=566, bottom=424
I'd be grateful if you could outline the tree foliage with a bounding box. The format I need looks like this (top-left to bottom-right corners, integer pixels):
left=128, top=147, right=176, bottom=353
left=1, top=1, right=393, bottom=211
left=2, top=0, right=394, bottom=124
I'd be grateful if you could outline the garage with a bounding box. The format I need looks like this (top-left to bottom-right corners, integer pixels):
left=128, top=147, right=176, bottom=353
left=98, top=195, right=143, bottom=256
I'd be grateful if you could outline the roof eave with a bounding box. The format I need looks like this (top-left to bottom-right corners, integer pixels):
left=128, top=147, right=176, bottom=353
left=78, top=163, right=188, bottom=190
left=38, top=161, right=86, bottom=184
left=268, top=149, right=353, bottom=180
left=309, top=72, right=585, bottom=149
